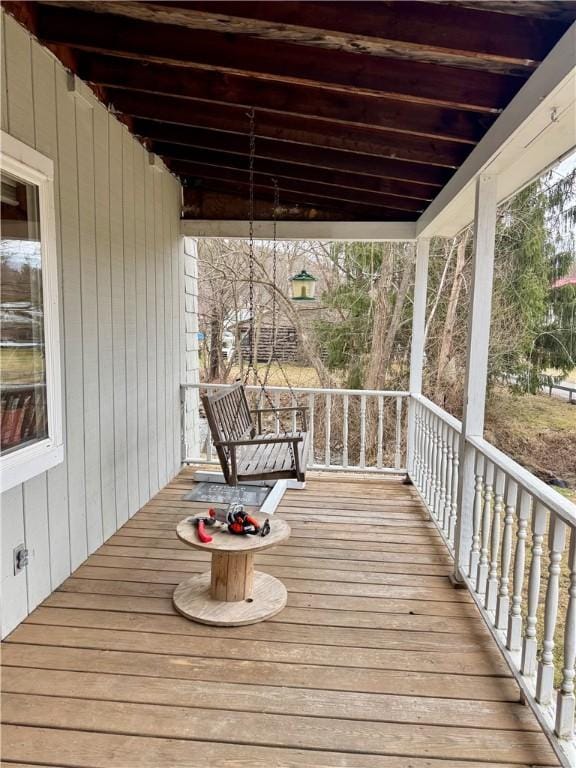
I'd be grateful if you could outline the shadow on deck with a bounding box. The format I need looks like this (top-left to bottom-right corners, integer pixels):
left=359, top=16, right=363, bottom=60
left=1, top=470, right=560, bottom=767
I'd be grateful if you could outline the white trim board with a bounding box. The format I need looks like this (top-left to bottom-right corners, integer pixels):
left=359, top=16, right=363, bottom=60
left=180, top=220, right=417, bottom=241
left=0, top=131, right=64, bottom=492
left=417, top=22, right=576, bottom=238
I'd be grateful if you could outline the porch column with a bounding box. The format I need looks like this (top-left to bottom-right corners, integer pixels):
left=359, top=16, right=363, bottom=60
left=453, top=174, right=498, bottom=581
left=407, top=238, right=430, bottom=475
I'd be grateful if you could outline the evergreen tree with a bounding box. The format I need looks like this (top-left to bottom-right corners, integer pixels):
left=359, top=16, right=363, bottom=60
left=494, top=170, right=575, bottom=392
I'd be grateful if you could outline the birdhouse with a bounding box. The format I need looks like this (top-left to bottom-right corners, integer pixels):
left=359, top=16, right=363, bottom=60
left=289, top=269, right=318, bottom=301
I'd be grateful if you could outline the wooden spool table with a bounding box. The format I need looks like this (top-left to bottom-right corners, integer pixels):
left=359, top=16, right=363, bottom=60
left=173, top=513, right=291, bottom=626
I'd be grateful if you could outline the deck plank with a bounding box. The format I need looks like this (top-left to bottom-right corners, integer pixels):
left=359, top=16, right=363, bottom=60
left=0, top=725, right=540, bottom=768
left=1, top=472, right=560, bottom=767
left=2, top=693, right=558, bottom=764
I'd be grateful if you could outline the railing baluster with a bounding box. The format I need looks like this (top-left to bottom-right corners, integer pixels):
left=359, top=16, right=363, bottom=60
left=420, top=405, right=427, bottom=491
left=414, top=404, right=422, bottom=487
left=443, top=426, right=453, bottom=536
left=395, top=396, right=402, bottom=469
left=432, top=416, right=443, bottom=521
left=425, top=412, right=434, bottom=507
left=556, top=526, right=576, bottom=738
left=496, top=477, right=517, bottom=629
left=377, top=395, right=384, bottom=469
left=476, top=460, right=494, bottom=595
left=206, top=394, right=213, bottom=461
left=428, top=416, right=440, bottom=510
left=507, top=490, right=530, bottom=651
left=469, top=451, right=485, bottom=579
left=274, top=391, right=280, bottom=435
left=448, top=429, right=459, bottom=546
left=342, top=395, right=349, bottom=468
left=359, top=395, right=366, bottom=469
left=536, top=514, right=567, bottom=705
left=376, top=395, right=384, bottom=468
left=485, top=468, right=505, bottom=613
left=437, top=422, right=448, bottom=533
left=522, top=502, right=547, bottom=676
left=325, top=393, right=332, bottom=468
left=425, top=411, right=435, bottom=507
left=308, top=393, right=315, bottom=467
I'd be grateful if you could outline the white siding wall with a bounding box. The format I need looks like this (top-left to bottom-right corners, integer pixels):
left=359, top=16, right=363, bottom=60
left=0, top=12, right=186, bottom=637
left=183, top=238, right=201, bottom=461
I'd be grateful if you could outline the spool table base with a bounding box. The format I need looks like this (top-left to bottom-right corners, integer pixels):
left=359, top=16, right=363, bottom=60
left=173, top=570, right=287, bottom=626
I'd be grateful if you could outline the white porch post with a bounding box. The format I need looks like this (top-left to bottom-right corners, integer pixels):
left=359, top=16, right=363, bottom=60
left=453, top=174, right=498, bottom=581
left=407, top=238, right=430, bottom=475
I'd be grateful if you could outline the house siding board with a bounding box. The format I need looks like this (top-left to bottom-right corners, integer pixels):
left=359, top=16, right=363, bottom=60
left=0, top=486, right=27, bottom=636
left=183, top=239, right=201, bottom=460
left=122, top=131, right=139, bottom=518
left=93, top=102, right=116, bottom=542
left=4, top=15, right=34, bottom=146
left=134, top=144, right=150, bottom=507
left=144, top=158, right=159, bottom=496
left=154, top=169, right=167, bottom=488
left=44, top=61, right=71, bottom=593
left=163, top=173, right=175, bottom=479
left=172, top=182, right=182, bottom=474
left=21, top=474, right=51, bottom=610
left=0, top=12, right=185, bottom=638
left=76, top=87, right=103, bottom=553
left=109, top=117, right=129, bottom=529
left=55, top=56, right=88, bottom=572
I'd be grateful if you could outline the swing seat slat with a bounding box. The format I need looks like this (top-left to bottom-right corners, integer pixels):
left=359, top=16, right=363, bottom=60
left=202, top=384, right=309, bottom=485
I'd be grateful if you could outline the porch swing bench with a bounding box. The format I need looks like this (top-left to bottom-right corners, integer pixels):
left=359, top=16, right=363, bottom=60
left=202, top=384, right=310, bottom=485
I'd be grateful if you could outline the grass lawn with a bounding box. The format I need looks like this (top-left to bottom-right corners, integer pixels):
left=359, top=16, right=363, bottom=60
left=227, top=363, right=326, bottom=389
left=485, top=387, right=576, bottom=502
left=0, top=347, right=45, bottom=385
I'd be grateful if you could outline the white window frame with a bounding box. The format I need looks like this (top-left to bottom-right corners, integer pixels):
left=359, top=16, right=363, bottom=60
left=1, top=131, right=63, bottom=492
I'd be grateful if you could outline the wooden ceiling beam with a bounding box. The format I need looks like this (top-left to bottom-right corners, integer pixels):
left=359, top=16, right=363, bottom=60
left=115, top=93, right=469, bottom=170
left=78, top=54, right=491, bottom=144
left=180, top=169, right=427, bottom=213
left=131, top=115, right=467, bottom=172
left=154, top=141, right=454, bottom=190
left=167, top=157, right=437, bottom=202
left=183, top=185, right=416, bottom=222
left=34, top=4, right=524, bottom=113
left=36, top=0, right=570, bottom=74
left=429, top=1, right=576, bottom=22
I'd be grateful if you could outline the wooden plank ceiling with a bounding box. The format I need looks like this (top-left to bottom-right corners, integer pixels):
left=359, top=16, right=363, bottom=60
left=5, top=1, right=576, bottom=221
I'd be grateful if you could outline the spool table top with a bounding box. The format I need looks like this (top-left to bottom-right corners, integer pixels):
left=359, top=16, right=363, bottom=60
left=176, top=513, right=290, bottom=554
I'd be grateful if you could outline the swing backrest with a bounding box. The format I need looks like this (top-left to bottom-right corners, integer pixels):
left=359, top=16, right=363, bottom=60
left=202, top=385, right=255, bottom=482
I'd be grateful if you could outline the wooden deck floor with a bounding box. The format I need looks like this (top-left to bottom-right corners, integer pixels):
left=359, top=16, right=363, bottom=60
left=1, top=470, right=560, bottom=767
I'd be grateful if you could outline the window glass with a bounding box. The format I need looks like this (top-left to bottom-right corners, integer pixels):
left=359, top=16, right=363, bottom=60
left=1, top=172, right=48, bottom=454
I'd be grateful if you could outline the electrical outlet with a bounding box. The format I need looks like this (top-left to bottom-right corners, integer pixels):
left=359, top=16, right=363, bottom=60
left=13, top=544, right=29, bottom=574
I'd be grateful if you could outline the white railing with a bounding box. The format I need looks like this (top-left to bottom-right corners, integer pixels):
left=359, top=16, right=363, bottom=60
left=410, top=393, right=576, bottom=766
left=181, top=383, right=409, bottom=473
left=410, top=394, right=462, bottom=552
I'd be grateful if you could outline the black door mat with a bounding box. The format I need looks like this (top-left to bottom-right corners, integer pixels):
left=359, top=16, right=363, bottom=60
left=182, top=482, right=270, bottom=507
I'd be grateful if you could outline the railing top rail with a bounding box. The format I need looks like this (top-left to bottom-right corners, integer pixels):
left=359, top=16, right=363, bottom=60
left=550, top=383, right=576, bottom=393
left=411, top=393, right=462, bottom=433
left=468, top=434, right=576, bottom=527
left=182, top=383, right=410, bottom=398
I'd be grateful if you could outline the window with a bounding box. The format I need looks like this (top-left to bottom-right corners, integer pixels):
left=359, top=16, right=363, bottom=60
left=1, top=132, right=62, bottom=492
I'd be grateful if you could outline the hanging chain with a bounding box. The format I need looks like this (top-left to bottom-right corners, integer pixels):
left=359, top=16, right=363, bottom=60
left=246, top=106, right=256, bottom=385
left=236, top=131, right=300, bottom=468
